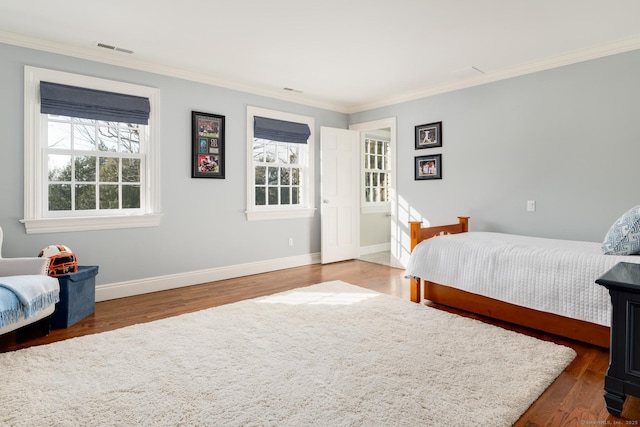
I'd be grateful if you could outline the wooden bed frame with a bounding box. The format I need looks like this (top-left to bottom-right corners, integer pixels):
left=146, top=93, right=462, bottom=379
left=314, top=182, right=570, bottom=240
left=408, top=217, right=610, bottom=348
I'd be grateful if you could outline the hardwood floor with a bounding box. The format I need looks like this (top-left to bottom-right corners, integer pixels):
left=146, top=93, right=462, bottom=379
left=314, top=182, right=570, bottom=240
left=1, top=259, right=638, bottom=425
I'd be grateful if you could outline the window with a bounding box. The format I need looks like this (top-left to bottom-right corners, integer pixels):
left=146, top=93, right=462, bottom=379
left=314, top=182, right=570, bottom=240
left=22, top=66, right=161, bottom=234
left=253, top=139, right=302, bottom=207
left=246, top=106, right=315, bottom=221
left=46, top=117, right=144, bottom=212
left=362, top=133, right=391, bottom=212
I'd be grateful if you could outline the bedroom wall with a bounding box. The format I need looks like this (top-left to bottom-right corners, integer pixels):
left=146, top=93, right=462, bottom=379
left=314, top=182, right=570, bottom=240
left=349, top=48, right=640, bottom=244
left=0, top=42, right=347, bottom=288
left=2, top=41, right=638, bottom=295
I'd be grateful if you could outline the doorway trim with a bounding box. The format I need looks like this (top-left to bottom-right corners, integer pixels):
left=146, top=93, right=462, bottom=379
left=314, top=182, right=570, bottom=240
left=349, top=117, right=401, bottom=268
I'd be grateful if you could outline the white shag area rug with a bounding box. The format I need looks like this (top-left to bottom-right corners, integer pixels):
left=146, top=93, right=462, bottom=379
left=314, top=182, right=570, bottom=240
left=1, top=281, right=576, bottom=427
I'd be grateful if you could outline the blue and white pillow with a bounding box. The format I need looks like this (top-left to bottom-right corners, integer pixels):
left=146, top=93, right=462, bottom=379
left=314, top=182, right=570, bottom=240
left=602, top=205, right=640, bottom=255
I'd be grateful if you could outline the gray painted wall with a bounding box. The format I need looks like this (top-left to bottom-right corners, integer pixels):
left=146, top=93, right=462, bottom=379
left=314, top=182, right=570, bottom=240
left=350, top=49, right=640, bottom=243
left=360, top=212, right=390, bottom=247
left=2, top=41, right=639, bottom=289
left=0, top=43, right=347, bottom=285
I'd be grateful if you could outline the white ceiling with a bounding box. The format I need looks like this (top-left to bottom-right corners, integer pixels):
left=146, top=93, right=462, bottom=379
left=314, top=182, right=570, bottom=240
left=1, top=1, right=640, bottom=113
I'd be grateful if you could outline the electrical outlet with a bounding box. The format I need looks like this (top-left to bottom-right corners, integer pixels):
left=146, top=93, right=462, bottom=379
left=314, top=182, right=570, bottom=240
left=288, top=237, right=293, bottom=247
left=527, top=200, right=536, bottom=212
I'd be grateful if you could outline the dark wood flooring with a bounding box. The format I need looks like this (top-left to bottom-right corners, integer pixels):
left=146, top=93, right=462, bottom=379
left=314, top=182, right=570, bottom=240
left=1, top=259, right=638, bottom=425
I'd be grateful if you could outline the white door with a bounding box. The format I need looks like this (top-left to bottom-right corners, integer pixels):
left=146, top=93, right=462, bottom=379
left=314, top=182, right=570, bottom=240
left=320, top=127, right=360, bottom=264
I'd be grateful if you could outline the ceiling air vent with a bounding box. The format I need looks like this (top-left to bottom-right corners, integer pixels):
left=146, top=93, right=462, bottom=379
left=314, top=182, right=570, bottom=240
left=96, top=43, right=116, bottom=50
left=96, top=42, right=133, bottom=54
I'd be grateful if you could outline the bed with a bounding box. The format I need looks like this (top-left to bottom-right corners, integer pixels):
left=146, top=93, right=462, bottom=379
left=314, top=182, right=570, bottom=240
left=405, top=216, right=640, bottom=348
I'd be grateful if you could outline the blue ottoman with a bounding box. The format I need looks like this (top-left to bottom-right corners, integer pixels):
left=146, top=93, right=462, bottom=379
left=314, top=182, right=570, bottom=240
left=52, top=265, right=99, bottom=328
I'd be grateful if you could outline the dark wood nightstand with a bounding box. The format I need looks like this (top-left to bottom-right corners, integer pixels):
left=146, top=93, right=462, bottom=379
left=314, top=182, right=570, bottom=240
left=596, top=262, right=640, bottom=417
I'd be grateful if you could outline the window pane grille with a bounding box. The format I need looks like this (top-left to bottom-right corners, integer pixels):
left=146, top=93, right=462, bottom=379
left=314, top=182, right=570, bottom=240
left=122, top=185, right=140, bottom=209
left=75, top=184, right=96, bottom=210
left=48, top=154, right=71, bottom=181
left=256, top=187, right=266, bottom=206
left=74, top=122, right=95, bottom=151
left=48, top=120, right=71, bottom=149
left=363, top=137, right=391, bottom=204
left=122, top=159, right=140, bottom=182
left=45, top=115, right=144, bottom=214
left=252, top=138, right=305, bottom=208
left=255, top=166, right=266, bottom=185
left=49, top=184, right=71, bottom=211
left=98, top=125, right=119, bottom=152
left=99, top=184, right=119, bottom=209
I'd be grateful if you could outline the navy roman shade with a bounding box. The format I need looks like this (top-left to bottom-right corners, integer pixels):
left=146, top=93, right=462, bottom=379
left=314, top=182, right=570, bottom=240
left=40, top=81, right=151, bottom=125
left=254, top=116, right=310, bottom=144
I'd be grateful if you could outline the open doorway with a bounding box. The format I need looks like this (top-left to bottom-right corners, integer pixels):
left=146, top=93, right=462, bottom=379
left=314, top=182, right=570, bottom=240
left=348, top=118, right=398, bottom=268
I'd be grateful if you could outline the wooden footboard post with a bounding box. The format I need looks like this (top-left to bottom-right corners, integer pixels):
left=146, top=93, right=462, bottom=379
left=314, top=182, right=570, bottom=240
left=409, top=220, right=423, bottom=303
left=410, top=277, right=421, bottom=303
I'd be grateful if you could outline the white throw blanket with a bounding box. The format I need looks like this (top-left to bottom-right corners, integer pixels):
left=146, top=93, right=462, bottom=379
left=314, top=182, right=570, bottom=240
left=0, top=275, right=59, bottom=320
left=405, top=232, right=640, bottom=326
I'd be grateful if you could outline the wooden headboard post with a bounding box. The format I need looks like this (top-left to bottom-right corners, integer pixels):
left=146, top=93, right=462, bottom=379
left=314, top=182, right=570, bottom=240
left=458, top=216, right=469, bottom=233
left=408, top=216, right=470, bottom=303
left=409, top=221, right=424, bottom=253
left=409, top=216, right=470, bottom=252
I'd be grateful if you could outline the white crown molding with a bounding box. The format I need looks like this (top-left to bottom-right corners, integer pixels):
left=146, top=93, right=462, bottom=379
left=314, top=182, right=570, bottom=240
left=348, top=35, right=640, bottom=114
left=95, top=252, right=322, bottom=301
left=3, top=29, right=640, bottom=115
left=0, top=30, right=347, bottom=113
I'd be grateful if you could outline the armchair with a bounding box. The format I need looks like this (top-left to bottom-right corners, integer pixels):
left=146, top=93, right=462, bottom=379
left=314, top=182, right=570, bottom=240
left=0, top=227, right=60, bottom=336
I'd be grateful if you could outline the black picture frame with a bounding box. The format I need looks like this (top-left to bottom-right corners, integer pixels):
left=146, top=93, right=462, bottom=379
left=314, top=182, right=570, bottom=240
left=415, top=154, right=442, bottom=180
left=192, top=111, right=225, bottom=179
left=415, top=121, right=442, bottom=149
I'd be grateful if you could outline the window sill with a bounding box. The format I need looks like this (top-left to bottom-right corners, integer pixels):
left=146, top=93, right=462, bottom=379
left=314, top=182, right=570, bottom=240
left=245, top=208, right=316, bottom=221
left=20, top=214, right=163, bottom=234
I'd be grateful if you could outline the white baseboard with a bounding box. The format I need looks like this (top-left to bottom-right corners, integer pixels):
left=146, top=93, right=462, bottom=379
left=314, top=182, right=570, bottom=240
left=95, top=252, right=322, bottom=302
left=359, top=243, right=390, bottom=256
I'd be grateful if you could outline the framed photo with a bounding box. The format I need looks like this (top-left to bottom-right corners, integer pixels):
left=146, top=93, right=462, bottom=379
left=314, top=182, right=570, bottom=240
left=192, top=111, right=225, bottom=179
left=415, top=154, right=442, bottom=180
left=415, top=121, right=442, bottom=149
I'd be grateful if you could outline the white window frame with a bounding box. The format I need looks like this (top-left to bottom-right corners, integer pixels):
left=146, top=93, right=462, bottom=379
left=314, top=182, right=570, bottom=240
left=21, top=66, right=162, bottom=234
left=246, top=106, right=315, bottom=221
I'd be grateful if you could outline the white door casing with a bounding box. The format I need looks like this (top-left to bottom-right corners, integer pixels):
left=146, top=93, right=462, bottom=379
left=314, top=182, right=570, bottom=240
left=349, top=117, right=401, bottom=268
left=320, top=127, right=360, bottom=264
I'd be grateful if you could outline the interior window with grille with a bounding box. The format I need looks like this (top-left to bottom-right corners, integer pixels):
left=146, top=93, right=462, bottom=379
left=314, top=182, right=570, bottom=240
left=363, top=136, right=390, bottom=205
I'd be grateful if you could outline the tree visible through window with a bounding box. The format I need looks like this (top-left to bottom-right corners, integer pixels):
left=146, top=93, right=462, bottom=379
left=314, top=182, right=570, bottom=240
left=46, top=115, right=144, bottom=213
left=245, top=106, right=315, bottom=221
left=22, top=66, right=161, bottom=234
left=253, top=139, right=302, bottom=207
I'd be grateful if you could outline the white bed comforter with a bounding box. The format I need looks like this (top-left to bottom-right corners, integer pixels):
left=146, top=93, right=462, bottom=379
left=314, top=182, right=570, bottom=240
left=404, top=232, right=640, bottom=326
